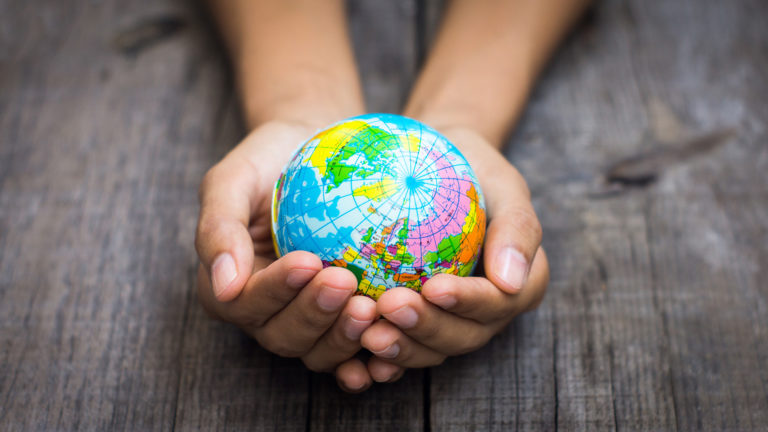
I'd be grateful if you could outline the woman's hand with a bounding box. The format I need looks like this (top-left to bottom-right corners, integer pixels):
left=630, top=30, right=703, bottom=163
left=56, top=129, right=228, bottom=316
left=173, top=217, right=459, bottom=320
left=360, top=127, right=549, bottom=381
left=195, top=120, right=378, bottom=392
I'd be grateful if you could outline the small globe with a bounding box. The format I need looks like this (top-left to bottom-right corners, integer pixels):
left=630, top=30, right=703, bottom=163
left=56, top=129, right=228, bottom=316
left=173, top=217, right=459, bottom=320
left=271, top=114, right=486, bottom=300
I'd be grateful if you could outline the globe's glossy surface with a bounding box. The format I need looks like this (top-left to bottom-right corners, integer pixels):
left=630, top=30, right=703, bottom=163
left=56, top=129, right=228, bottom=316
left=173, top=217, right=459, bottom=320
left=271, top=114, right=486, bottom=300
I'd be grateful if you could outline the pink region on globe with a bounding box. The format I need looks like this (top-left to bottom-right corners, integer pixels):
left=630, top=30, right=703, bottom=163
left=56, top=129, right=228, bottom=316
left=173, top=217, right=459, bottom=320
left=405, top=150, right=476, bottom=268
left=359, top=243, right=377, bottom=258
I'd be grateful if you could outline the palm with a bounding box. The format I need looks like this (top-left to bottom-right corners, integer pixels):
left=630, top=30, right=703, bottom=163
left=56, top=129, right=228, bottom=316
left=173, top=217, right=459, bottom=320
left=230, top=121, right=318, bottom=264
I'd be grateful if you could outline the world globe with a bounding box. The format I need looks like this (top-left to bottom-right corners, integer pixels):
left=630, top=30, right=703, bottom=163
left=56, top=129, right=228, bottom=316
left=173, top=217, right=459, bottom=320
left=271, top=114, right=486, bottom=300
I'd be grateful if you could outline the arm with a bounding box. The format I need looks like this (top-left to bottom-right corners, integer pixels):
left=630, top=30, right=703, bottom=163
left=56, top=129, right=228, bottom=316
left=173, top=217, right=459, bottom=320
left=405, top=0, right=591, bottom=145
left=208, top=0, right=364, bottom=129
left=360, top=0, right=591, bottom=379
left=196, top=0, right=376, bottom=392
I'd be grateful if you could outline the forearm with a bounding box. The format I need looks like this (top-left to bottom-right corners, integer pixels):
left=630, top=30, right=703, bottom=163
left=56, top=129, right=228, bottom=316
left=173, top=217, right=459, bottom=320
left=404, top=0, right=591, bottom=147
left=207, top=0, right=364, bottom=129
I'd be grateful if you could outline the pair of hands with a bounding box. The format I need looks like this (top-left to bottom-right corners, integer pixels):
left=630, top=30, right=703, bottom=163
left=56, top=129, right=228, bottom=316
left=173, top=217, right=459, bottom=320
left=195, top=118, right=548, bottom=392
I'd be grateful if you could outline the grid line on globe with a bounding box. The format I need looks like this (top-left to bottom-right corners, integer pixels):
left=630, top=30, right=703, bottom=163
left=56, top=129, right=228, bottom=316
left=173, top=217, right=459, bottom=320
left=271, top=113, right=486, bottom=300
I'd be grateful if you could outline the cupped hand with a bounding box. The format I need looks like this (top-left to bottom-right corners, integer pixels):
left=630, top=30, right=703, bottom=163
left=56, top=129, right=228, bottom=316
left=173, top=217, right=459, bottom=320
left=360, top=126, right=549, bottom=381
left=195, top=120, right=378, bottom=392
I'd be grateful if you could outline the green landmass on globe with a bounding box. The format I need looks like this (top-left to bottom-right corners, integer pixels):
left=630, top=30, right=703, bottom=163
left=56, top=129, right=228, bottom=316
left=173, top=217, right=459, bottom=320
left=271, top=113, right=486, bottom=300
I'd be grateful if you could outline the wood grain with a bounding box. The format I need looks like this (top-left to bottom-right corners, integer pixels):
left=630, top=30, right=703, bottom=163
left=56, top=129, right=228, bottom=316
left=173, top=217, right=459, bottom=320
left=1, top=0, right=767, bottom=431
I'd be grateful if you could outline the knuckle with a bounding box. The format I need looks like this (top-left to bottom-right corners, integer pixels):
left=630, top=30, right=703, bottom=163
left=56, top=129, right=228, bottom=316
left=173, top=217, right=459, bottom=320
left=525, top=284, right=548, bottom=313
left=302, top=356, right=332, bottom=373
left=198, top=166, right=221, bottom=201
left=194, top=215, right=219, bottom=252
left=507, top=207, right=543, bottom=248
left=455, top=328, right=492, bottom=355
left=328, top=325, right=352, bottom=349
left=257, top=331, right=305, bottom=358
left=298, top=305, right=335, bottom=329
left=507, top=166, right=532, bottom=199
left=415, top=315, right=441, bottom=341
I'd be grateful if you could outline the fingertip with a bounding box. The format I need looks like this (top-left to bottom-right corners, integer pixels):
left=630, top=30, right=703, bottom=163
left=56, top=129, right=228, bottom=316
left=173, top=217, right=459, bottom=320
left=280, top=251, right=323, bottom=289
left=336, top=359, right=372, bottom=393
left=340, top=296, right=378, bottom=341
left=367, top=358, right=405, bottom=383
left=421, top=275, right=459, bottom=309
left=376, top=287, right=420, bottom=315
left=360, top=321, right=400, bottom=357
left=347, top=295, right=378, bottom=322
left=483, top=202, right=542, bottom=294
left=211, top=252, right=243, bottom=302
left=196, top=217, right=255, bottom=303
left=318, top=265, right=360, bottom=292
left=484, top=244, right=529, bottom=294
left=281, top=250, right=324, bottom=271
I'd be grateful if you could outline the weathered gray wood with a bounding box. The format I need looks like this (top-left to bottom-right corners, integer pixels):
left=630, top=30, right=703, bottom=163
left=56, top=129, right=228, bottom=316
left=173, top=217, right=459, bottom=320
left=631, top=1, right=768, bottom=429
left=0, top=0, right=307, bottom=430
left=2, top=0, right=768, bottom=431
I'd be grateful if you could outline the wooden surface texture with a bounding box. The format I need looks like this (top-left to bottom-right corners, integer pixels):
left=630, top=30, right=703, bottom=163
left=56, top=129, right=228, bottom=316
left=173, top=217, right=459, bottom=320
left=1, top=0, right=767, bottom=430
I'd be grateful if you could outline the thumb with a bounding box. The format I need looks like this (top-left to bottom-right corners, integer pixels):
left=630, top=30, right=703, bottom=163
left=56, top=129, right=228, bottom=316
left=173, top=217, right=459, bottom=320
left=481, top=163, right=543, bottom=294
left=195, top=157, right=259, bottom=302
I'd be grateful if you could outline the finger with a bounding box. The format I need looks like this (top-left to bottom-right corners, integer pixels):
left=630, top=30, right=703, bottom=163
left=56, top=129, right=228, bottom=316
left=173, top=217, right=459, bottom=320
left=420, top=247, right=549, bottom=322
left=481, top=162, right=543, bottom=294
left=200, top=251, right=322, bottom=327
left=255, top=266, right=358, bottom=357
left=301, top=295, right=378, bottom=373
left=361, top=320, right=446, bottom=368
left=335, top=358, right=373, bottom=393
left=195, top=157, right=261, bottom=301
left=367, top=357, right=406, bottom=383
left=376, top=288, right=492, bottom=355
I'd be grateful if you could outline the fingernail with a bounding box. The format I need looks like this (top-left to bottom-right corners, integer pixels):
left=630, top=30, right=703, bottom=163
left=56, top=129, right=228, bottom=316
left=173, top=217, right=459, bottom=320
left=211, top=253, right=237, bottom=298
left=385, top=369, right=401, bottom=382
left=428, top=294, right=457, bottom=309
left=343, top=317, right=370, bottom=341
left=317, top=286, right=350, bottom=312
left=386, top=306, right=418, bottom=329
left=496, top=247, right=529, bottom=292
left=371, top=343, right=400, bottom=359
left=345, top=379, right=366, bottom=391
left=286, top=268, right=316, bottom=289
left=374, top=363, right=401, bottom=383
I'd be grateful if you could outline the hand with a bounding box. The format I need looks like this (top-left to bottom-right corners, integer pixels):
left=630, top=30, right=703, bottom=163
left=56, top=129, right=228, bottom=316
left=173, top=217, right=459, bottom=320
left=360, top=126, right=549, bottom=381
left=195, top=120, right=379, bottom=392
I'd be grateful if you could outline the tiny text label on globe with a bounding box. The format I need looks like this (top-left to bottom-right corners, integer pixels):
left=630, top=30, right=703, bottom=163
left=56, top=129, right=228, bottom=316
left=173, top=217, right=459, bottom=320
left=271, top=114, right=486, bottom=300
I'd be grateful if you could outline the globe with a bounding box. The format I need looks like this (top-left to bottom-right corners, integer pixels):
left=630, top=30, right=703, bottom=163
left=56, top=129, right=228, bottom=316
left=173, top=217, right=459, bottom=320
left=271, top=113, right=486, bottom=300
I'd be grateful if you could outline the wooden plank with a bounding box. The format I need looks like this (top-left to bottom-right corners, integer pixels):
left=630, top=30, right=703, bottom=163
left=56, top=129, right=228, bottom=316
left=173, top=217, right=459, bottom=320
left=2, top=0, right=768, bottom=430
left=310, top=372, right=424, bottom=432
left=0, top=0, right=307, bottom=430
left=0, top=1, right=198, bottom=429
left=627, top=0, right=768, bottom=428
left=307, top=2, right=425, bottom=431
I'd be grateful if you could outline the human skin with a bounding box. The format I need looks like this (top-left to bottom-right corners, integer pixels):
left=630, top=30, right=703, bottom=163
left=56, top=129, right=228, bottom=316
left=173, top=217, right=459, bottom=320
left=196, top=0, right=590, bottom=392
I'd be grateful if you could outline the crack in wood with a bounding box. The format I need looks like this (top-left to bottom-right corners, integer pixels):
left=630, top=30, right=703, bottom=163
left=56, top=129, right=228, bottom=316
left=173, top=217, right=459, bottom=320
left=605, top=129, right=736, bottom=188
left=112, top=15, right=187, bottom=57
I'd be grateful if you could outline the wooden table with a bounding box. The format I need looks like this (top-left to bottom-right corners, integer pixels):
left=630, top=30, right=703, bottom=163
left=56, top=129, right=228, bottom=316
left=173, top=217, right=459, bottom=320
left=2, top=0, right=767, bottom=430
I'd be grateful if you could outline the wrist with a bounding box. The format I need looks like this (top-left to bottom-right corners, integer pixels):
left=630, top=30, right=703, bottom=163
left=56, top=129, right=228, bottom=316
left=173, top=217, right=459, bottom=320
left=402, top=65, right=533, bottom=148
left=238, top=67, right=364, bottom=131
